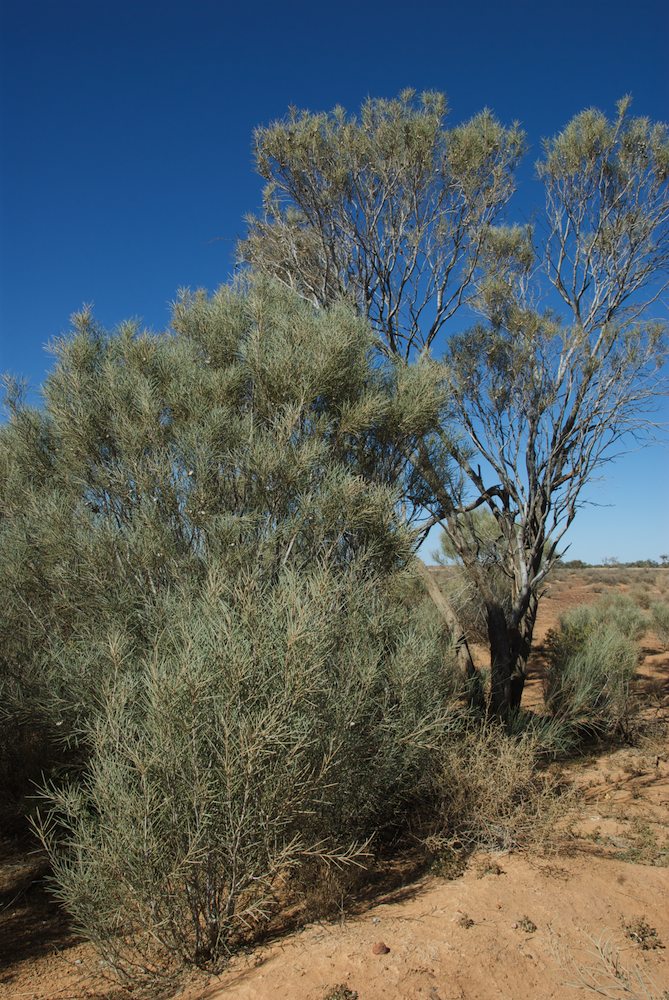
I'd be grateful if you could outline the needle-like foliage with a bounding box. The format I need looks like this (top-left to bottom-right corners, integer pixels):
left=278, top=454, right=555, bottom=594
left=1, top=280, right=462, bottom=978
left=242, top=92, right=668, bottom=716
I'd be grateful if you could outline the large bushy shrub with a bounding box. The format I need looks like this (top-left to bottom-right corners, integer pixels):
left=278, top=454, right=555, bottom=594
left=0, top=280, right=446, bottom=784
left=40, top=563, right=460, bottom=980
left=2, top=280, right=464, bottom=981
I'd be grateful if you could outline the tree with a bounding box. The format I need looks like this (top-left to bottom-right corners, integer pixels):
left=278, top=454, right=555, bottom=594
left=240, top=92, right=669, bottom=716
left=242, top=90, right=524, bottom=359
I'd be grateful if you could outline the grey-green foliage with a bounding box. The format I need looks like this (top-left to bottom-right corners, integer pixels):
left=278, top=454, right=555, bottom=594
left=1, top=280, right=446, bottom=757
left=650, top=602, right=669, bottom=649
left=432, top=511, right=513, bottom=645
left=40, top=562, right=460, bottom=980
left=241, top=90, right=668, bottom=718
left=1, top=279, right=461, bottom=978
left=544, top=596, right=644, bottom=738
left=241, top=89, right=524, bottom=358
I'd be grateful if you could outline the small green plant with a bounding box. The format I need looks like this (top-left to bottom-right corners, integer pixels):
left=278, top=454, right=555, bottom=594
left=475, top=858, right=504, bottom=878
left=425, top=842, right=468, bottom=880
left=616, top=819, right=669, bottom=867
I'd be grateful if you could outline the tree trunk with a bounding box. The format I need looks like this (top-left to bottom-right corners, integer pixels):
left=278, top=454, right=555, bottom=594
left=487, top=603, right=515, bottom=716
left=487, top=594, right=540, bottom=716
left=416, top=561, right=484, bottom=708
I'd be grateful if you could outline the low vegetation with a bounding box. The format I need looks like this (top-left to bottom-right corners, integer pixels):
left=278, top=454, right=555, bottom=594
left=650, top=602, right=669, bottom=649
left=38, top=565, right=463, bottom=982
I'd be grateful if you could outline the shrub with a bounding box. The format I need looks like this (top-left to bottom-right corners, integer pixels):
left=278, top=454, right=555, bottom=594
left=544, top=597, right=642, bottom=739
left=429, top=725, right=570, bottom=855
left=9, top=279, right=462, bottom=984
left=650, top=602, right=669, bottom=649
left=631, top=587, right=652, bottom=610
left=38, top=564, right=461, bottom=982
left=1, top=279, right=447, bottom=812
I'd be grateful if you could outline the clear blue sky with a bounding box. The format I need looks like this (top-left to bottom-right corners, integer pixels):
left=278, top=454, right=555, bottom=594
left=1, top=0, right=667, bottom=563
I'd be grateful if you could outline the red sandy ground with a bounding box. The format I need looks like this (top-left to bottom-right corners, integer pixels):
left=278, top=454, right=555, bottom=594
left=2, top=568, right=668, bottom=1000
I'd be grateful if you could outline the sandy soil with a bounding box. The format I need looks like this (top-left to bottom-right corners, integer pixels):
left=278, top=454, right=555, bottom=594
left=2, top=568, right=668, bottom=1000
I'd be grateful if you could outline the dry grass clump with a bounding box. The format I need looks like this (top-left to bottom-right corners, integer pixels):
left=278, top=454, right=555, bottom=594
left=428, top=724, right=573, bottom=856
left=632, top=587, right=653, bottom=610
left=563, top=934, right=669, bottom=999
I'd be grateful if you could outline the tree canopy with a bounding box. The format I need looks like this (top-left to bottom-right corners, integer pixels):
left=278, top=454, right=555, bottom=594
left=242, top=91, right=669, bottom=713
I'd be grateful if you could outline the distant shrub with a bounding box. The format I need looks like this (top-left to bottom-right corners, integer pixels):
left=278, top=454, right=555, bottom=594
left=631, top=587, right=652, bottom=610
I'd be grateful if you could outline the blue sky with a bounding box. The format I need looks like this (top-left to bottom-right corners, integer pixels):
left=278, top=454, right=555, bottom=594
left=1, top=0, right=667, bottom=563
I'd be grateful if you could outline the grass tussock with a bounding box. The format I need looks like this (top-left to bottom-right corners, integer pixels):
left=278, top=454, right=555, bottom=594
left=427, top=724, right=573, bottom=857
left=650, top=602, right=669, bottom=649
left=544, top=596, right=644, bottom=740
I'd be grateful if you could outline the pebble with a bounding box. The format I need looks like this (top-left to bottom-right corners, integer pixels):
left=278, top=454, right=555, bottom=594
left=372, top=941, right=390, bottom=955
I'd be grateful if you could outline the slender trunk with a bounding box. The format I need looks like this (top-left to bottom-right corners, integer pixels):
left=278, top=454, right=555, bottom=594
left=416, top=561, right=484, bottom=708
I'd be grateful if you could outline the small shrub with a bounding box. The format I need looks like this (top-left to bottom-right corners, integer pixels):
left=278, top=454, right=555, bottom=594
left=631, top=587, right=652, bottom=610
left=324, top=987, right=359, bottom=1000
left=544, top=597, right=642, bottom=739
left=624, top=917, right=664, bottom=951
left=430, top=725, right=571, bottom=854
